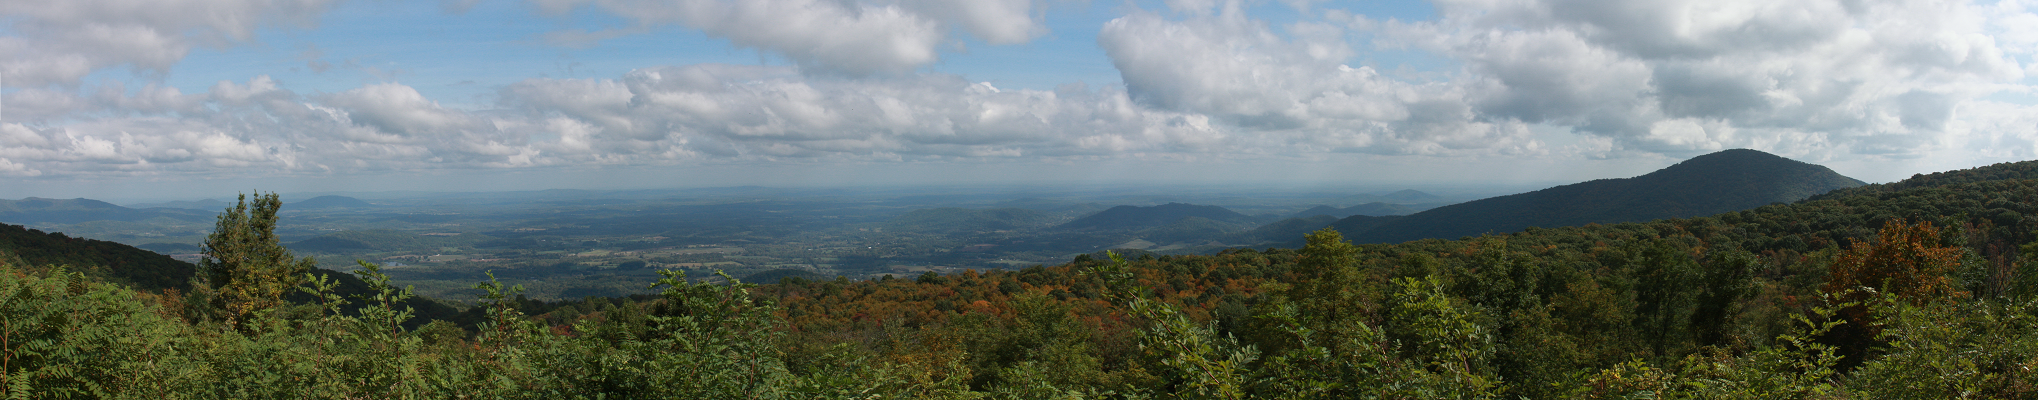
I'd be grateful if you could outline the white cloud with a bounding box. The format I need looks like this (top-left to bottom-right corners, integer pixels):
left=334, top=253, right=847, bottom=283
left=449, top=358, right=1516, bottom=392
left=324, top=83, right=473, bottom=136
left=532, top=0, right=1043, bottom=76
left=1381, top=0, right=2031, bottom=159
left=0, top=157, right=39, bottom=177
left=1097, top=5, right=1542, bottom=156
left=0, top=68, right=1256, bottom=178
left=0, top=0, right=340, bottom=87
left=4, top=0, right=2037, bottom=184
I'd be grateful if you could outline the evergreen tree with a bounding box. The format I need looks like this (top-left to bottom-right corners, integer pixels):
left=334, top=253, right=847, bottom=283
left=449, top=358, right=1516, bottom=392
left=200, top=192, right=316, bottom=332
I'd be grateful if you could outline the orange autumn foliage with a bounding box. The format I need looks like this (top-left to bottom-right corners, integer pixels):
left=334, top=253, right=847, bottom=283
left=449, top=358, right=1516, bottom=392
left=1823, top=218, right=1966, bottom=304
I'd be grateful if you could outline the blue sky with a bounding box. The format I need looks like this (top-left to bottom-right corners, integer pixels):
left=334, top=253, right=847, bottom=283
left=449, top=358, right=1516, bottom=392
left=4, top=0, right=2037, bottom=201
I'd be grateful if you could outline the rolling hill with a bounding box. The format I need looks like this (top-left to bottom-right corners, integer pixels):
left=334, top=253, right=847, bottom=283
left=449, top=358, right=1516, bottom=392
left=1337, top=149, right=1867, bottom=244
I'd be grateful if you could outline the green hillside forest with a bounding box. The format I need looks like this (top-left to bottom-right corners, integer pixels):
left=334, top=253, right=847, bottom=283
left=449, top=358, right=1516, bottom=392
left=8, top=159, right=2038, bottom=398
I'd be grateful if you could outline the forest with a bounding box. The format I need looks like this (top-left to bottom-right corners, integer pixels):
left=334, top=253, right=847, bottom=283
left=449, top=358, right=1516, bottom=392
left=7, top=159, right=2038, bottom=398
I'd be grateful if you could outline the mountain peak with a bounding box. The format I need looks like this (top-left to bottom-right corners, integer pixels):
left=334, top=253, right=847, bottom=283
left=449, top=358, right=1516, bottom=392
left=1648, top=149, right=1835, bottom=177
left=1337, top=149, right=1866, bottom=244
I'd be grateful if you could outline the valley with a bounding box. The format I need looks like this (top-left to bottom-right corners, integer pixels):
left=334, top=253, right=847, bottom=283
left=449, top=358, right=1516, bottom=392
left=8, top=185, right=1493, bottom=300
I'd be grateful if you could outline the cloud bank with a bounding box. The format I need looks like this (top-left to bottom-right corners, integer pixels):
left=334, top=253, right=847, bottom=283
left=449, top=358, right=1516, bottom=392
left=1, top=0, right=2035, bottom=181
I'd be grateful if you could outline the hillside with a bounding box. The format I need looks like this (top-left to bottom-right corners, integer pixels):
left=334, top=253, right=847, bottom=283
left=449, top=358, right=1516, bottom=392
left=0, top=222, right=196, bottom=291
left=1057, top=202, right=1257, bottom=231
left=1339, top=149, right=1865, bottom=244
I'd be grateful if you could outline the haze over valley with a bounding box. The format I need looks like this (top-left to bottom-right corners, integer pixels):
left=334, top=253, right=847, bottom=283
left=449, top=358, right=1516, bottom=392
left=7, top=183, right=1502, bottom=300
left=1, top=148, right=1870, bottom=301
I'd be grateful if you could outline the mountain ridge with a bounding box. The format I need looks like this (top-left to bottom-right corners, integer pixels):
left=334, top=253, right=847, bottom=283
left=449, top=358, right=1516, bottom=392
left=1336, top=149, right=1867, bottom=244
left=0, top=197, right=212, bottom=224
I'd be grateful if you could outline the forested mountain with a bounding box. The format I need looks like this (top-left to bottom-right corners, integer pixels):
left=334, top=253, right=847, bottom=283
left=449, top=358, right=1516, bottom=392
left=0, top=197, right=210, bottom=224
left=1058, top=202, right=1258, bottom=230
left=1340, top=149, right=1866, bottom=244
left=9, top=156, right=2038, bottom=398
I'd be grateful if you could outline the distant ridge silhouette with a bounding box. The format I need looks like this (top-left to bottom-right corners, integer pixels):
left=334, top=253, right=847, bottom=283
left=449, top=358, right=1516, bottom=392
left=1336, top=149, right=1866, bottom=244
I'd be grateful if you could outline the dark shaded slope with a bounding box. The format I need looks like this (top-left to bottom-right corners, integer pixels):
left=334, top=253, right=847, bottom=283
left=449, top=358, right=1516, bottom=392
left=1341, top=149, right=1865, bottom=244
left=1058, top=203, right=1256, bottom=231
left=0, top=222, right=197, bottom=291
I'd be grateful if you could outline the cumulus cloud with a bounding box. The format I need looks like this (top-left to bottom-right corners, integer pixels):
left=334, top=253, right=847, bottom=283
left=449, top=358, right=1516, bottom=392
left=0, top=0, right=339, bottom=87
left=1382, top=0, right=2030, bottom=157
left=532, top=0, right=1044, bottom=75
left=0, top=67, right=1267, bottom=178
left=4, top=0, right=2037, bottom=182
left=497, top=64, right=1234, bottom=158
left=1098, top=3, right=1541, bottom=156
left=1094, top=0, right=2035, bottom=160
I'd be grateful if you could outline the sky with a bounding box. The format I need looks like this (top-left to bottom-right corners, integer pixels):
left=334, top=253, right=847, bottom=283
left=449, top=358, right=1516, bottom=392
left=3, top=0, right=2038, bottom=201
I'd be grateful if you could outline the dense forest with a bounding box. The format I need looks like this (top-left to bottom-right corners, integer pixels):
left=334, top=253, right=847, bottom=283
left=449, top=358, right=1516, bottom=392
left=7, top=159, right=2038, bottom=398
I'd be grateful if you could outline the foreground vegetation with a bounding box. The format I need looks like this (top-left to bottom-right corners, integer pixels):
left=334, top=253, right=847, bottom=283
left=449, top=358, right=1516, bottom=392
left=9, top=160, right=2038, bottom=398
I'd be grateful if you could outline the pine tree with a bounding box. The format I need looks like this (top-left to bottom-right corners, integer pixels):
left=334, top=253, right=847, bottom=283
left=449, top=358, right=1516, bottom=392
left=200, top=192, right=316, bottom=332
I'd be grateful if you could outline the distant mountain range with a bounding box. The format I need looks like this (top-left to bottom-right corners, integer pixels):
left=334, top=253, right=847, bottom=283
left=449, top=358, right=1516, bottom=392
left=1334, top=149, right=1866, bottom=244
left=1288, top=202, right=1418, bottom=218
left=0, top=197, right=211, bottom=224
left=1, top=195, right=377, bottom=226
left=292, top=195, right=376, bottom=209
left=126, top=198, right=233, bottom=211
left=1057, top=203, right=1260, bottom=231
left=1336, top=189, right=1443, bottom=204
